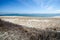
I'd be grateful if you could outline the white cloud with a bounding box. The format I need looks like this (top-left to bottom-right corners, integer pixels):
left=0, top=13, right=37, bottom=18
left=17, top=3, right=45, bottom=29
left=55, top=10, right=60, bottom=13
left=56, top=10, right=60, bottom=11
left=17, top=0, right=60, bottom=13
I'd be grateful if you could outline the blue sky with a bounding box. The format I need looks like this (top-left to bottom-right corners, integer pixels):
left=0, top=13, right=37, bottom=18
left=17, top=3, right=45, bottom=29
left=0, top=0, right=60, bottom=13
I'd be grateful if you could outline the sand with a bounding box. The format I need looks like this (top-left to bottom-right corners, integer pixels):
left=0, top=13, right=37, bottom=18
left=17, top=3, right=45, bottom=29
left=0, top=16, right=60, bottom=30
left=0, top=16, right=60, bottom=40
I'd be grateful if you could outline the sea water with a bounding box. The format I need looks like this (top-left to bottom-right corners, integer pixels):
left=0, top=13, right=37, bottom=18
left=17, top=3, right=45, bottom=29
left=0, top=13, right=60, bottom=17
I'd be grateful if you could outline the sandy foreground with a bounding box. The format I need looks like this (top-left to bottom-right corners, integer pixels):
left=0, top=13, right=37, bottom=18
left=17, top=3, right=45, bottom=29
left=0, top=16, right=60, bottom=30
left=0, top=16, right=60, bottom=40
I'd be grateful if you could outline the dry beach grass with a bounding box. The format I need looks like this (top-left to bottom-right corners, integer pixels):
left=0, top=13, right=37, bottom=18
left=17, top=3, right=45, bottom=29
left=0, top=16, right=60, bottom=40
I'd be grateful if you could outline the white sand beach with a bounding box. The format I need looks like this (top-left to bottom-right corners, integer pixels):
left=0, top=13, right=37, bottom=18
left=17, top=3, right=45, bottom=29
left=0, top=16, right=60, bottom=30
left=0, top=16, right=60, bottom=40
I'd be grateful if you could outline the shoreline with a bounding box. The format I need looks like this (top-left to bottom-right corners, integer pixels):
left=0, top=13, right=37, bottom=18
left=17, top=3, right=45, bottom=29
left=0, top=16, right=60, bottom=18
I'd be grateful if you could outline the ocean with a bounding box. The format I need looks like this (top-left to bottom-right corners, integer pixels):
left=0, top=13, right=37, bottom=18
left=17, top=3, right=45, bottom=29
left=0, top=13, right=60, bottom=17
